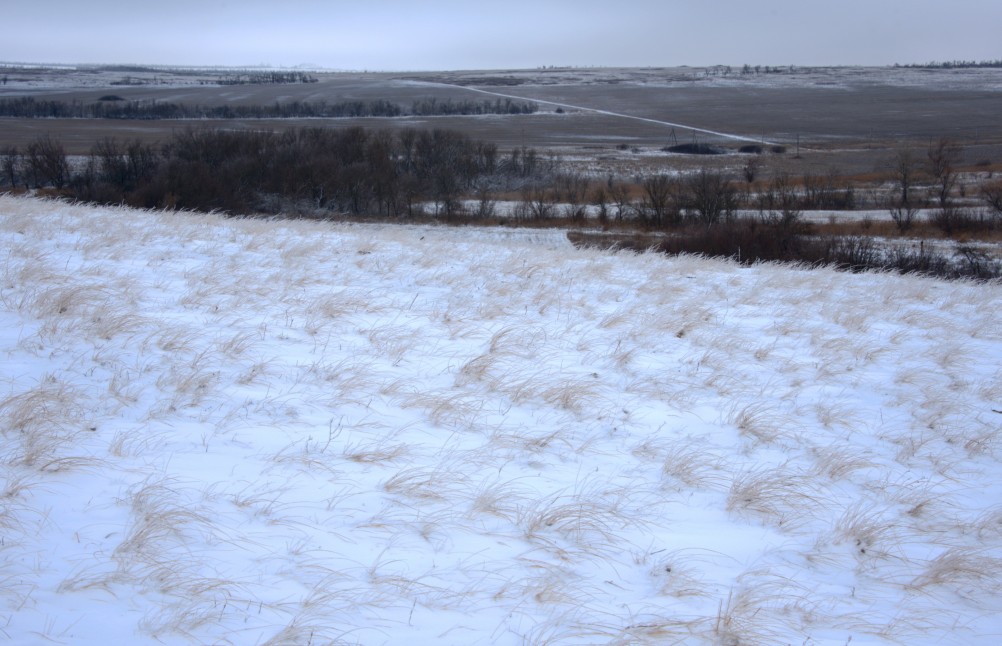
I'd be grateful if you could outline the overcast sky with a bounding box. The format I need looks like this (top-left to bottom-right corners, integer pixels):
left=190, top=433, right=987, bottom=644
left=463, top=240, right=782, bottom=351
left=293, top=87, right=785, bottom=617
left=5, top=0, right=1001, bottom=70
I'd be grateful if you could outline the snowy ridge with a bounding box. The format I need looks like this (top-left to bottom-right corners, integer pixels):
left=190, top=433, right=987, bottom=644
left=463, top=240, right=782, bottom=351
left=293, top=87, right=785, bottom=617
left=1, top=195, right=1001, bottom=644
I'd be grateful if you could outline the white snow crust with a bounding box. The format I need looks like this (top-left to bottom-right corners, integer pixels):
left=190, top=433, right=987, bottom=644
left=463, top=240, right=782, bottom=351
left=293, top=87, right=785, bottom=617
left=2, top=195, right=1001, bottom=644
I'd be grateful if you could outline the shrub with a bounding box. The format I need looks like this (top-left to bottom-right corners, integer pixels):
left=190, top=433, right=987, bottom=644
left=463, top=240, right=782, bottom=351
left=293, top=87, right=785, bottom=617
left=801, top=171, right=855, bottom=210
left=759, top=174, right=801, bottom=227
left=931, top=206, right=998, bottom=234
left=573, top=218, right=1002, bottom=281
left=1, top=145, right=21, bottom=188
left=982, top=181, right=1002, bottom=216
left=683, top=170, right=738, bottom=226
left=889, top=201, right=919, bottom=232
left=25, top=135, right=70, bottom=189
left=664, top=143, right=725, bottom=155
left=638, top=174, right=682, bottom=227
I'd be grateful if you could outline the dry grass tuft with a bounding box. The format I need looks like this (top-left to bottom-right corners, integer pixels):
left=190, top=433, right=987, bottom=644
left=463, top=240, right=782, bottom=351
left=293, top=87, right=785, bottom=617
left=0, top=376, right=97, bottom=471
left=382, top=464, right=471, bottom=503
left=908, top=548, right=1002, bottom=599
left=515, top=486, right=642, bottom=550
left=727, top=401, right=799, bottom=445
left=468, top=478, right=529, bottom=523
left=727, top=466, right=827, bottom=530
left=644, top=550, right=715, bottom=599
left=341, top=439, right=409, bottom=465
left=113, top=479, right=212, bottom=563
left=711, top=579, right=816, bottom=646
left=661, top=444, right=727, bottom=490
left=831, top=502, right=903, bottom=564
left=399, top=391, right=486, bottom=430
left=811, top=445, right=878, bottom=481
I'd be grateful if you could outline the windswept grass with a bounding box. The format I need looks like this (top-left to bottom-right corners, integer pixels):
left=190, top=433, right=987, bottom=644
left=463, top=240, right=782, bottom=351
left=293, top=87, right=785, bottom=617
left=2, top=194, right=1001, bottom=644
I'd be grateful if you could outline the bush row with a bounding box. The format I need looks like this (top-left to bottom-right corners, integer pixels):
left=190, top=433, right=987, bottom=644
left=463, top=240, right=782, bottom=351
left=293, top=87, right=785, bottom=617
left=3, top=129, right=1000, bottom=243
left=570, top=218, right=1002, bottom=281
left=1, top=128, right=552, bottom=217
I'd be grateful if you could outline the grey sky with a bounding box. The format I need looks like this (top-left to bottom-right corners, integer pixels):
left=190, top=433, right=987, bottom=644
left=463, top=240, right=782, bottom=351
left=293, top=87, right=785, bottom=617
left=5, top=0, right=1001, bottom=70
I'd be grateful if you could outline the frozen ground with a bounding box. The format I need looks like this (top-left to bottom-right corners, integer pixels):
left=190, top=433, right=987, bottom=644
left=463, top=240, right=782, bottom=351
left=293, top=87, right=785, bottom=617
left=406, top=66, right=1002, bottom=93
left=4, top=64, right=1000, bottom=171
left=7, top=64, right=1001, bottom=91
left=0, top=64, right=324, bottom=90
left=1, top=195, right=1001, bottom=645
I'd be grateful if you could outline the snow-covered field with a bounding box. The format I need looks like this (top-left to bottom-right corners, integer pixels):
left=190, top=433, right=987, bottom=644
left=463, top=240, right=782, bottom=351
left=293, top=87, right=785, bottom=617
left=2, top=195, right=1001, bottom=645
left=410, top=66, right=1002, bottom=93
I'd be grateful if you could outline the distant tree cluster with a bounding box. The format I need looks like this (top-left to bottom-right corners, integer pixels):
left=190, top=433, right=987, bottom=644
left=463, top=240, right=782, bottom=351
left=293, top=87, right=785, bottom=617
left=1, top=127, right=552, bottom=218
left=108, top=71, right=318, bottom=86
left=1, top=136, right=70, bottom=189
left=0, top=97, right=539, bottom=120
left=4, top=125, right=1000, bottom=281
left=894, top=60, right=1002, bottom=69
left=739, top=64, right=797, bottom=75
left=210, top=72, right=319, bottom=84
left=410, top=97, right=538, bottom=115
left=5, top=129, right=1001, bottom=261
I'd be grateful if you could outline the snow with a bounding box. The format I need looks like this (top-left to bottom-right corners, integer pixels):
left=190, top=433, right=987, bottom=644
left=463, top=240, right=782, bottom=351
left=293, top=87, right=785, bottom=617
left=2, top=195, right=1001, bottom=645
left=652, top=66, right=1002, bottom=92
left=411, top=66, right=1002, bottom=93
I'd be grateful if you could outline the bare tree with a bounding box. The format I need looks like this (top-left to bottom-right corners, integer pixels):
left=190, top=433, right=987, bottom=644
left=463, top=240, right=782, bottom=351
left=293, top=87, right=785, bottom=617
left=1, top=145, right=21, bottom=188
left=590, top=184, right=609, bottom=224
left=608, top=179, right=633, bottom=221
left=556, top=172, right=589, bottom=221
left=472, top=180, right=496, bottom=220
left=983, top=181, right=1002, bottom=215
left=981, top=181, right=1002, bottom=227
left=891, top=149, right=920, bottom=206
left=639, top=173, right=680, bottom=228
left=91, top=137, right=159, bottom=193
left=889, top=201, right=920, bottom=232
left=742, top=156, right=761, bottom=184
left=927, top=138, right=962, bottom=208
left=430, top=168, right=461, bottom=219
left=764, top=173, right=801, bottom=228
left=801, top=169, right=854, bottom=209
left=397, top=129, right=417, bottom=173
left=889, top=149, right=921, bottom=231
left=26, top=135, right=70, bottom=189
left=685, top=170, right=737, bottom=226
left=92, top=137, right=125, bottom=186
left=365, top=130, right=397, bottom=216
left=519, top=185, right=556, bottom=220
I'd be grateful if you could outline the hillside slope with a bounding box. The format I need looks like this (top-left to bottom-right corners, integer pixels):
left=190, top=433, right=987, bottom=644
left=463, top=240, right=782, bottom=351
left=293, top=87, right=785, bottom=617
left=2, top=195, right=1001, bottom=644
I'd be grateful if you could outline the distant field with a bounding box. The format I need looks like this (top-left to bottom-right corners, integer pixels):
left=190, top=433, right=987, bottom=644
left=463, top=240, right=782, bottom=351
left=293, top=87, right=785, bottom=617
left=2, top=65, right=1002, bottom=176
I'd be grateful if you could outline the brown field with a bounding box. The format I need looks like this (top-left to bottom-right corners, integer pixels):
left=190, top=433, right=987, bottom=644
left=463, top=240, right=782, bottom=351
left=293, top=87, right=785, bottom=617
left=2, top=64, right=1002, bottom=178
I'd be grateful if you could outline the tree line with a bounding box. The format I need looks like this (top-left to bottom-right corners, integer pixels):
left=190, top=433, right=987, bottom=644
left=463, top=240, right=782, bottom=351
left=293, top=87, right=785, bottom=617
left=894, top=60, right=1002, bottom=69
left=0, top=96, right=539, bottom=120
left=4, top=129, right=1000, bottom=236
left=4, top=127, right=1002, bottom=279
left=209, top=72, right=319, bottom=85
left=1, top=127, right=552, bottom=217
